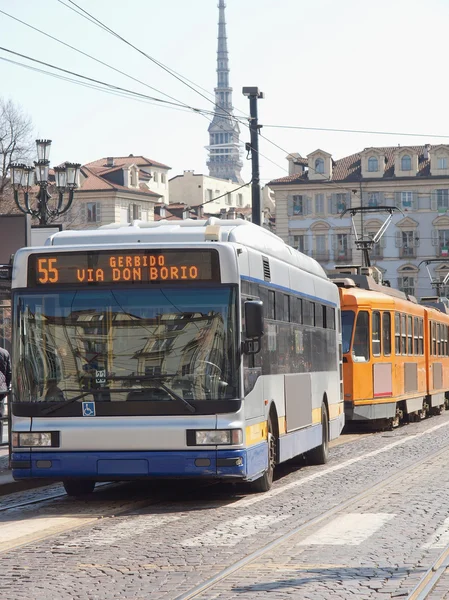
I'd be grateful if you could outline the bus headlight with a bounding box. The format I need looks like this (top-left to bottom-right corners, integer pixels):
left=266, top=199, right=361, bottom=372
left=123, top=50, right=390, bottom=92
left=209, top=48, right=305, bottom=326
left=191, top=429, right=243, bottom=445
left=12, top=432, right=58, bottom=448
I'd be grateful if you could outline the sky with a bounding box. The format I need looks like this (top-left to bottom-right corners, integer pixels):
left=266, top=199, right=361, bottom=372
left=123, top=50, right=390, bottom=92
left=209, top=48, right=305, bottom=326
left=2, top=0, right=449, bottom=185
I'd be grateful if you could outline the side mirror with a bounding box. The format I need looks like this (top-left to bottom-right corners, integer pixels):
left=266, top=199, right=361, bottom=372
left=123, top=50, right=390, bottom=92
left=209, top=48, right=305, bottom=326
left=245, top=300, right=264, bottom=338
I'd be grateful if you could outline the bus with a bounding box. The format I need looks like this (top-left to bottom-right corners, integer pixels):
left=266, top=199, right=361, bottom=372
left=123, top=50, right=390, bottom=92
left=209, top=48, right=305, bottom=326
left=10, top=218, right=344, bottom=496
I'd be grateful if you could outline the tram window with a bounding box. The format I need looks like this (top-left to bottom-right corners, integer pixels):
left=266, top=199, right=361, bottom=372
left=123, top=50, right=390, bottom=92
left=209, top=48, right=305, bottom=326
left=439, top=323, right=444, bottom=356
left=283, top=295, right=290, bottom=322
left=315, top=304, right=324, bottom=328
left=353, top=311, right=370, bottom=362
left=372, top=311, right=381, bottom=356
left=407, top=316, right=413, bottom=355
left=447, top=326, right=449, bottom=356
left=383, top=312, right=391, bottom=356
left=327, top=306, right=336, bottom=330
left=401, top=314, right=407, bottom=355
left=268, top=290, right=275, bottom=320
left=303, top=300, right=314, bottom=326
left=432, top=322, right=437, bottom=356
left=342, top=310, right=355, bottom=354
left=419, top=319, right=424, bottom=355
left=413, top=317, right=419, bottom=355
left=395, top=313, right=401, bottom=355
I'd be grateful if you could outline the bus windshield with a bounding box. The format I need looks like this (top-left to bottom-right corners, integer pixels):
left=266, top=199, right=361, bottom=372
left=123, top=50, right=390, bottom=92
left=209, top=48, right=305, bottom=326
left=14, top=286, right=238, bottom=404
left=341, top=310, right=355, bottom=354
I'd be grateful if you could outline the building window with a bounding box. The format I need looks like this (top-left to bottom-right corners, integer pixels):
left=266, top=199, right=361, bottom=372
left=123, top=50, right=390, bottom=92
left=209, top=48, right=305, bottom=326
left=237, top=193, right=243, bottom=207
left=206, top=188, right=213, bottom=202
left=161, top=173, right=166, bottom=184
left=129, top=203, right=141, bottom=221
left=315, top=193, right=324, bottom=215
left=401, top=155, right=412, bottom=171
left=401, top=230, right=416, bottom=258
left=225, top=193, right=232, bottom=205
left=334, top=233, right=350, bottom=260
left=314, top=234, right=328, bottom=260
left=438, top=230, right=449, bottom=257
left=401, top=191, right=413, bottom=209
left=398, top=275, right=415, bottom=297
left=330, top=193, right=348, bottom=214
left=153, top=172, right=158, bottom=183
left=368, top=156, right=378, bottom=172
left=293, top=195, right=304, bottom=215
left=368, top=192, right=380, bottom=207
left=130, top=169, right=137, bottom=187
left=315, top=158, right=324, bottom=174
left=87, top=202, right=101, bottom=223
left=290, top=234, right=307, bottom=253
left=437, top=189, right=449, bottom=211
left=438, top=157, right=448, bottom=170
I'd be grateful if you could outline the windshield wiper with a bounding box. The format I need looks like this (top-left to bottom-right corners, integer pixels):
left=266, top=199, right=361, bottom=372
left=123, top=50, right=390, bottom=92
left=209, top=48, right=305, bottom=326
left=105, top=374, right=196, bottom=413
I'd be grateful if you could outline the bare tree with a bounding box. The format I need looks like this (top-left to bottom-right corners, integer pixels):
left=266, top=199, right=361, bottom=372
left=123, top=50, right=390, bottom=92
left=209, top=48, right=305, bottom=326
left=0, top=98, right=34, bottom=212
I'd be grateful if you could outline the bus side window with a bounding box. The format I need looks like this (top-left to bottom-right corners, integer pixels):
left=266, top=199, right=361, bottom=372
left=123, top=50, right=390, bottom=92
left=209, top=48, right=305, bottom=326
left=353, top=311, right=370, bottom=362
left=283, top=294, right=290, bottom=322
left=268, top=290, right=275, bottom=320
left=372, top=311, right=381, bottom=356
left=382, top=312, right=391, bottom=356
left=303, top=300, right=314, bottom=326
left=326, top=306, right=336, bottom=330
left=315, top=303, right=324, bottom=328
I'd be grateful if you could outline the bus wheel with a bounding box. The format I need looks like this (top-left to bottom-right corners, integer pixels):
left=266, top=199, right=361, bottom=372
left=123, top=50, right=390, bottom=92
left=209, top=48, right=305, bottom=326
left=250, top=417, right=276, bottom=493
left=63, top=480, right=96, bottom=497
left=307, top=403, right=329, bottom=465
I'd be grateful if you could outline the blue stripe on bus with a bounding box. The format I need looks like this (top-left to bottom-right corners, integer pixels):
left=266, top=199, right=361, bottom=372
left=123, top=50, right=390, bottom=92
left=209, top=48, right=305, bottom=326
left=241, top=275, right=338, bottom=307
left=11, top=444, right=268, bottom=481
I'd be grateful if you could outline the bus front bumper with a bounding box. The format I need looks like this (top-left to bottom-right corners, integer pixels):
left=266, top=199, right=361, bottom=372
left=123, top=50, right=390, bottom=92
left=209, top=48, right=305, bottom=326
left=11, top=444, right=268, bottom=482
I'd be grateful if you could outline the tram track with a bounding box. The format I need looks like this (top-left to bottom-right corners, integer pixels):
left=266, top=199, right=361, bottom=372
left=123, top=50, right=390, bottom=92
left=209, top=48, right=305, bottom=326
left=173, top=441, right=449, bottom=600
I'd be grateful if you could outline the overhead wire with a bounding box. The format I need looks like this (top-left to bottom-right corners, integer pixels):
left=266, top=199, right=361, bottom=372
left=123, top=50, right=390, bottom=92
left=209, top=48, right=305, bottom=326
left=263, top=123, right=449, bottom=139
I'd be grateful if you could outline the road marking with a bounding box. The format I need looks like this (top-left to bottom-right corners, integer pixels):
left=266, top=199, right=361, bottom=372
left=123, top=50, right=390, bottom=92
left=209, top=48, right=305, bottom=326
left=181, top=514, right=289, bottom=547
left=0, top=516, right=99, bottom=553
left=297, top=512, right=395, bottom=546
left=224, top=420, right=449, bottom=510
left=67, top=514, right=182, bottom=547
left=422, top=516, right=449, bottom=549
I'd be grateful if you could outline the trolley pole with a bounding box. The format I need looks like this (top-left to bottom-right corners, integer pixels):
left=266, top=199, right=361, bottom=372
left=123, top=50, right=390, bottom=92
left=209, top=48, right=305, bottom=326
left=242, top=87, right=264, bottom=226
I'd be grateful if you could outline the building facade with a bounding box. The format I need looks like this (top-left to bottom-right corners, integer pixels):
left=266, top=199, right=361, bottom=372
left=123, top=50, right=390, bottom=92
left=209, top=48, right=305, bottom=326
left=205, top=0, right=243, bottom=183
left=270, top=145, right=449, bottom=299
left=62, top=155, right=170, bottom=229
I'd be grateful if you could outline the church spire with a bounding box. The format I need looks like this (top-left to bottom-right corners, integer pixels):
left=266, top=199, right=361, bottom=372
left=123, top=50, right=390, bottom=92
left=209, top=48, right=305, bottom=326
left=206, top=0, right=243, bottom=183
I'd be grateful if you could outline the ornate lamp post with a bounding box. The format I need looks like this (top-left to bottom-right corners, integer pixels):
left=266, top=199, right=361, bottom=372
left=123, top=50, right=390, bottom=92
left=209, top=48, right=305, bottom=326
left=10, top=139, right=81, bottom=225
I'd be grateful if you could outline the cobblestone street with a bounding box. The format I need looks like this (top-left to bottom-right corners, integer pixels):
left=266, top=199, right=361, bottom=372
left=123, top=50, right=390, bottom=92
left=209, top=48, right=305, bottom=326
left=3, top=415, right=449, bottom=598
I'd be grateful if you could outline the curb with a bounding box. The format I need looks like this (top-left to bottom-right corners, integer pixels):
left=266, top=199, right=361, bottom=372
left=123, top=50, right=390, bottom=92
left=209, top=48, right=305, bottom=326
left=0, top=473, right=53, bottom=498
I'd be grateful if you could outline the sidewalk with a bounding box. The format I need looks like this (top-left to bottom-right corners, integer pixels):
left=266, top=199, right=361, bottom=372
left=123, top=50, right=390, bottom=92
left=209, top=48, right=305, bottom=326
left=0, top=446, right=50, bottom=497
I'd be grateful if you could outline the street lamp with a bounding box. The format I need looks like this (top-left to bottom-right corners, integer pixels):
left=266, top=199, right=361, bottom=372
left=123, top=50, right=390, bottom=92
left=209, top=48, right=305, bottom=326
left=10, top=139, right=81, bottom=225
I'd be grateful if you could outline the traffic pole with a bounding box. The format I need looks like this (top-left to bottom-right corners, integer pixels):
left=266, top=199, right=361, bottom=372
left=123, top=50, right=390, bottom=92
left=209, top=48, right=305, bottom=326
left=242, top=87, right=264, bottom=226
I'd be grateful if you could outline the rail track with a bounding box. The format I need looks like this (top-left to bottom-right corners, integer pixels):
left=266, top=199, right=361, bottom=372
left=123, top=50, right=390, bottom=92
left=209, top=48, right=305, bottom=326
left=173, top=442, right=449, bottom=600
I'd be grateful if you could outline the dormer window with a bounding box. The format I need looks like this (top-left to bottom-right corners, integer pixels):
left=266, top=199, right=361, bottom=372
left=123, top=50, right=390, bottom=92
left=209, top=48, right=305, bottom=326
left=401, top=155, right=412, bottom=171
left=438, top=157, right=448, bottom=170
left=130, top=168, right=137, bottom=187
left=368, top=156, right=378, bottom=172
left=315, top=158, right=324, bottom=174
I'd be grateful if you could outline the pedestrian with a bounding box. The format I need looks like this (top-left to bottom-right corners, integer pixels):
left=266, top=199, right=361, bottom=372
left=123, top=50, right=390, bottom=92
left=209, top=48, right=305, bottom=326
left=0, top=346, right=11, bottom=402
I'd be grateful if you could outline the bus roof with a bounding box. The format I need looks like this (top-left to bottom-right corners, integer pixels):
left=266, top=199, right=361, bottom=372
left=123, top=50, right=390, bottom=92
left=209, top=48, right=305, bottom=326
left=44, top=218, right=328, bottom=280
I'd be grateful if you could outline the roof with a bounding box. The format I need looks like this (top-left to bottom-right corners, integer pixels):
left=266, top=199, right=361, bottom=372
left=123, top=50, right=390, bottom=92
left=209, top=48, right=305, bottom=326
left=85, top=155, right=171, bottom=172
left=268, top=145, right=438, bottom=186
left=77, top=166, right=162, bottom=198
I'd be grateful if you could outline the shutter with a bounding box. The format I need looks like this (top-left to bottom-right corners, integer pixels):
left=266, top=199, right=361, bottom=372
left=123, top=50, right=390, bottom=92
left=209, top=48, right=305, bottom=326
left=128, top=205, right=132, bottom=223
left=303, top=234, right=309, bottom=253
left=414, top=232, right=420, bottom=247
left=395, top=192, right=401, bottom=208
left=346, top=192, right=351, bottom=209
left=288, top=235, right=294, bottom=246
left=397, top=277, right=403, bottom=289
left=331, top=233, right=337, bottom=250
left=96, top=203, right=101, bottom=222
left=330, top=194, right=337, bottom=214
left=305, top=197, right=312, bottom=215
left=137, top=205, right=142, bottom=219
left=287, top=196, right=293, bottom=217
left=80, top=203, right=86, bottom=223
left=412, top=192, right=418, bottom=211
left=328, top=196, right=333, bottom=214
left=431, top=229, right=439, bottom=246
left=381, top=235, right=387, bottom=248
left=431, top=192, right=437, bottom=212
left=395, top=231, right=403, bottom=248
left=379, top=191, right=385, bottom=206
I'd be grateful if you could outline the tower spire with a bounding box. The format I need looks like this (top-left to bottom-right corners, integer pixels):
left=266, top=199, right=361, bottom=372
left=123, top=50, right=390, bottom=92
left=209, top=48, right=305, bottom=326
left=206, top=0, right=243, bottom=183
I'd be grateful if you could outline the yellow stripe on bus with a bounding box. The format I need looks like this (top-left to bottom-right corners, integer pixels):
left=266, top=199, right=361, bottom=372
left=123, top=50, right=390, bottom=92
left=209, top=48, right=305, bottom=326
left=245, top=422, right=267, bottom=446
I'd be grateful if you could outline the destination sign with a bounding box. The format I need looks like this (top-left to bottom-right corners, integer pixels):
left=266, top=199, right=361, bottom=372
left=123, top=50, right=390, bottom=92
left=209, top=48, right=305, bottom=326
left=27, top=250, right=220, bottom=286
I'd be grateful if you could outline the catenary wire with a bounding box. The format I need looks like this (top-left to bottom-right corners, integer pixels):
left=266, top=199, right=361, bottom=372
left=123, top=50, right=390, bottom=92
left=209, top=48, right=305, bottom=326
left=263, top=123, right=449, bottom=139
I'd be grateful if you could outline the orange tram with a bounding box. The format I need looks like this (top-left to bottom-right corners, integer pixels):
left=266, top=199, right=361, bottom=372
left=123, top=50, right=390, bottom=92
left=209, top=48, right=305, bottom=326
left=332, top=273, right=449, bottom=429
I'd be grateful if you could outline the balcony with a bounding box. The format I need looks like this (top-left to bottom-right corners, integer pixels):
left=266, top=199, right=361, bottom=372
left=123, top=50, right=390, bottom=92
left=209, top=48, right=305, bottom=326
left=400, top=247, right=416, bottom=259
left=334, top=250, right=353, bottom=262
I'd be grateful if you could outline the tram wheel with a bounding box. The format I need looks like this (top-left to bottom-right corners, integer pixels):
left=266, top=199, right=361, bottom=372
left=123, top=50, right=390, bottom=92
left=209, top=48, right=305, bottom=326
left=63, top=480, right=96, bottom=497
left=250, top=416, right=276, bottom=493
left=307, top=403, right=329, bottom=465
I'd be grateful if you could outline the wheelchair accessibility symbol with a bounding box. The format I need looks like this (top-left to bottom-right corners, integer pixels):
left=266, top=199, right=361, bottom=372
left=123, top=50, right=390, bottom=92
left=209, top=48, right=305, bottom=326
left=82, top=401, right=96, bottom=417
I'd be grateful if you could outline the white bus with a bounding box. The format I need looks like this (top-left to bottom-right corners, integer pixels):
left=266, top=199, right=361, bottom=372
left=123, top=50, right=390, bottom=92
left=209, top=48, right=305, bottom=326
left=10, top=219, right=344, bottom=496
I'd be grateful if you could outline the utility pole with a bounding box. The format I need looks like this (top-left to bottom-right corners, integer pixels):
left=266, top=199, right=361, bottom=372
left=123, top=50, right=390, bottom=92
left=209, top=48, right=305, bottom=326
left=242, top=87, right=264, bottom=226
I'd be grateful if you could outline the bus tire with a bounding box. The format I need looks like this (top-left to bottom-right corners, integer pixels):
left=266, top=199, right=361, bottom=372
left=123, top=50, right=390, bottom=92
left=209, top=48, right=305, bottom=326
left=250, top=416, right=276, bottom=493
left=63, top=480, right=96, bottom=497
left=307, top=403, right=329, bottom=465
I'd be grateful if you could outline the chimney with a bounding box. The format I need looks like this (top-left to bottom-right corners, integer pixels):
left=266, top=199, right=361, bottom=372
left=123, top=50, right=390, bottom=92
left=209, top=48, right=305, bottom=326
left=106, top=157, right=114, bottom=167
left=228, top=207, right=236, bottom=220
left=220, top=208, right=227, bottom=219
left=286, top=153, right=304, bottom=176
left=424, top=144, right=431, bottom=160
left=197, top=205, right=204, bottom=218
